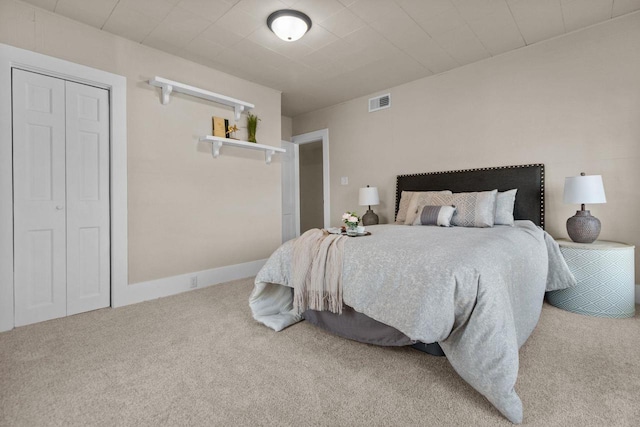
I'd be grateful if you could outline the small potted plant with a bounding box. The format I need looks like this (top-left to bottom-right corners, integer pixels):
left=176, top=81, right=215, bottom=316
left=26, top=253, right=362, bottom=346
left=246, top=113, right=260, bottom=143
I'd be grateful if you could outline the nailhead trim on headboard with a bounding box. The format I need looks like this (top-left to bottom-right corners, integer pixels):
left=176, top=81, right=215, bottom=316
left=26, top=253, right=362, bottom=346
left=395, top=164, right=545, bottom=229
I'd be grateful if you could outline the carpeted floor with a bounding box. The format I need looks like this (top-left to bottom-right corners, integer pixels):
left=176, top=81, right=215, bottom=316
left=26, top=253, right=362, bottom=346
left=1, top=278, right=638, bottom=426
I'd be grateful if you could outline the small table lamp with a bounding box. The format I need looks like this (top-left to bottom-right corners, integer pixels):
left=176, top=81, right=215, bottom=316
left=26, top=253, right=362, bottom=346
left=563, top=172, right=606, bottom=243
left=359, top=185, right=380, bottom=226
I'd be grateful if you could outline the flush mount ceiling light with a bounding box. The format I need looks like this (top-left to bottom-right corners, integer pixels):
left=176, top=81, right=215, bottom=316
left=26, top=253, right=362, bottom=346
left=267, top=9, right=312, bottom=42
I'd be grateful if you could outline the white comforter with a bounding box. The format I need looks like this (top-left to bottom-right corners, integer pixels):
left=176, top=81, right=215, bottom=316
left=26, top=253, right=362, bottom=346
left=249, top=221, right=575, bottom=424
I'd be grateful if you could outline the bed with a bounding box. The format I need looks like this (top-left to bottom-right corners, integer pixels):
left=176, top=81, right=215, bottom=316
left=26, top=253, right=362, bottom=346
left=249, top=164, right=575, bottom=424
left=307, top=164, right=547, bottom=356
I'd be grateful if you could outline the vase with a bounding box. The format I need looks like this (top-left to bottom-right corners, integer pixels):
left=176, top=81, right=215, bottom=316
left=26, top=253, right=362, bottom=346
left=346, top=224, right=358, bottom=236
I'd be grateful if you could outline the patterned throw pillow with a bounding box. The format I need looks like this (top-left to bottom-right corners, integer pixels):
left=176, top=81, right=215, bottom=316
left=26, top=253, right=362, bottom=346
left=395, top=191, right=414, bottom=224
left=494, top=189, right=518, bottom=226
left=429, top=190, right=498, bottom=228
left=412, top=205, right=456, bottom=227
left=403, top=190, right=453, bottom=225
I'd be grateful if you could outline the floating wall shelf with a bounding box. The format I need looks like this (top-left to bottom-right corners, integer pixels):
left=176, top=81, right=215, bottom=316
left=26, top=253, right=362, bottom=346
left=148, top=76, right=254, bottom=120
left=199, top=136, right=286, bottom=165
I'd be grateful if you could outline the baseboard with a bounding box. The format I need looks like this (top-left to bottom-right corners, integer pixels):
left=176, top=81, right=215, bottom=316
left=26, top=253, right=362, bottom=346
left=4, top=263, right=632, bottom=332
left=636, top=284, right=640, bottom=304
left=115, top=259, right=267, bottom=307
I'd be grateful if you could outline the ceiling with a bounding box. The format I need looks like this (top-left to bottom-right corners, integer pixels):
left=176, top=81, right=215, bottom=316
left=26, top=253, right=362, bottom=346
left=23, top=0, right=640, bottom=117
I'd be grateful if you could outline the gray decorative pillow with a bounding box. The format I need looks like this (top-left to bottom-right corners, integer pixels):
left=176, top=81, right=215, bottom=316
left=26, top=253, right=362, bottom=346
left=403, top=190, right=453, bottom=225
left=495, top=189, right=518, bottom=226
left=429, top=190, right=498, bottom=228
left=412, top=205, right=456, bottom=227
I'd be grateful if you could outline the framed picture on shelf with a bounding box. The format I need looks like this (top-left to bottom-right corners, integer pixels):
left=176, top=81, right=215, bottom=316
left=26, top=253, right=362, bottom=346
left=212, top=116, right=229, bottom=138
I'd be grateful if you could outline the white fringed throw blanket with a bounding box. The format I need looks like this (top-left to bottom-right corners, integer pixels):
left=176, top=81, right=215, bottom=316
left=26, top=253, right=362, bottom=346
left=292, top=229, right=347, bottom=315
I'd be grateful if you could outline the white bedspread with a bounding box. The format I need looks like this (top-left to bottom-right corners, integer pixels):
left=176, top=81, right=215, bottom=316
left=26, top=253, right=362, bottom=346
left=249, top=221, right=575, bottom=424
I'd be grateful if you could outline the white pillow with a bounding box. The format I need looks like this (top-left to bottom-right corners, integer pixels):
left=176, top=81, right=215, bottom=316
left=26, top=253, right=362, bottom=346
left=494, top=189, right=518, bottom=226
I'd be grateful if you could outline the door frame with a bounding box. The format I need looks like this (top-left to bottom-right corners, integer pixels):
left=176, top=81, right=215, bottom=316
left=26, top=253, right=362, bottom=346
left=0, top=43, right=128, bottom=332
left=280, top=140, right=299, bottom=243
left=291, top=129, right=330, bottom=231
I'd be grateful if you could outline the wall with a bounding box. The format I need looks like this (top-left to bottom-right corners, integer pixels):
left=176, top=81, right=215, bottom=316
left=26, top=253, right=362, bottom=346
left=281, top=115, right=292, bottom=141
left=299, top=141, right=324, bottom=233
left=293, top=12, right=640, bottom=282
left=0, top=0, right=283, bottom=284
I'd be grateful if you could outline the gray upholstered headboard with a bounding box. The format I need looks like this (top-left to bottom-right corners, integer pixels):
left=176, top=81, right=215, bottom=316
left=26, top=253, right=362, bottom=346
left=395, top=164, right=545, bottom=229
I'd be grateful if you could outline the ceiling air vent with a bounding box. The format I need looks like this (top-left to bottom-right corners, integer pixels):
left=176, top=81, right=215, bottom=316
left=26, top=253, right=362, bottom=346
left=368, top=93, right=391, bottom=112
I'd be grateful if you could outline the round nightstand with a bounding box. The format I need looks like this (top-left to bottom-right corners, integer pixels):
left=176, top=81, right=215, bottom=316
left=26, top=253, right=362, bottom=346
left=547, top=239, right=635, bottom=318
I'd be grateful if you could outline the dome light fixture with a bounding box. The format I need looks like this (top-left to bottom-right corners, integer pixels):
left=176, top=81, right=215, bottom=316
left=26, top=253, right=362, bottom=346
left=267, top=9, right=312, bottom=42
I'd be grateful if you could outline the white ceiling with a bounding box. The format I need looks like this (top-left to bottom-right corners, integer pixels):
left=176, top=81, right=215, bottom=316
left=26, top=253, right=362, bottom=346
left=23, top=0, right=640, bottom=116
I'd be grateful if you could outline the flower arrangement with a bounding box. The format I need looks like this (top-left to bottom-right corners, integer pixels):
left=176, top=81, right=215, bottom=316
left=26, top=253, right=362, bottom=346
left=342, top=212, right=360, bottom=228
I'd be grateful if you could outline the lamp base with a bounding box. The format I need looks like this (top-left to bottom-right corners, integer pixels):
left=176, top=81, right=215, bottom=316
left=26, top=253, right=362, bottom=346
left=566, top=210, right=601, bottom=243
left=362, top=209, right=379, bottom=226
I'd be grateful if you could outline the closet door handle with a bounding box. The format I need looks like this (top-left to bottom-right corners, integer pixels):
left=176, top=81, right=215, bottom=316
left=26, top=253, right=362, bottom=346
left=55, top=205, right=64, bottom=210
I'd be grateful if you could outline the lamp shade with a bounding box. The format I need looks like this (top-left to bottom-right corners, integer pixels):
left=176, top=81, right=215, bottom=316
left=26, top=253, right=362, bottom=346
left=563, top=174, right=606, bottom=204
left=267, top=10, right=312, bottom=42
left=359, top=186, right=379, bottom=206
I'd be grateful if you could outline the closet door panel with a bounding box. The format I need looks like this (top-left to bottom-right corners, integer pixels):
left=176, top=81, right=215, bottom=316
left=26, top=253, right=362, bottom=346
left=12, top=69, right=67, bottom=326
left=65, top=81, right=111, bottom=315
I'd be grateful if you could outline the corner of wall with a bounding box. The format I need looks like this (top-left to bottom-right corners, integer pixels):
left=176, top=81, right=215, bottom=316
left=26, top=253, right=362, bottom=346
left=281, top=115, right=293, bottom=141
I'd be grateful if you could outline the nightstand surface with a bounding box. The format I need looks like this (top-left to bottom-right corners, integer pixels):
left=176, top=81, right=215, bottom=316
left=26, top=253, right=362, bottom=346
left=547, top=239, right=635, bottom=318
left=555, top=238, right=632, bottom=250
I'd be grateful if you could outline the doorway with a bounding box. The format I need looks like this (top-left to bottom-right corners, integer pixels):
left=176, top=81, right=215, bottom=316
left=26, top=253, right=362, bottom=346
left=299, top=141, right=324, bottom=233
left=12, top=69, right=111, bottom=326
left=281, top=129, right=330, bottom=242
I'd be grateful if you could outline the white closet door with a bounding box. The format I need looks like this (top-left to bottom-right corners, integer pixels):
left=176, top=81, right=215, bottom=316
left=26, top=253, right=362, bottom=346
left=65, top=81, right=110, bottom=315
left=13, top=70, right=111, bottom=326
left=12, top=69, right=67, bottom=326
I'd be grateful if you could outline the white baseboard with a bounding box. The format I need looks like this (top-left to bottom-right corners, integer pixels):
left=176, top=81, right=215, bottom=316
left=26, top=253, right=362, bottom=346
left=636, top=284, right=640, bottom=304
left=115, top=259, right=267, bottom=307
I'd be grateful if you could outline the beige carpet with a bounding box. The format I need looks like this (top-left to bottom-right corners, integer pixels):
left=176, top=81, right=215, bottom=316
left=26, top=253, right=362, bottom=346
left=1, top=278, right=639, bottom=426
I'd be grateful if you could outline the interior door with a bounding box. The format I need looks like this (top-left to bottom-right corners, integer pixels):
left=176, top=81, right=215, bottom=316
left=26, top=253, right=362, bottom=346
left=281, top=140, right=299, bottom=242
left=12, top=69, right=68, bottom=326
left=13, top=69, right=110, bottom=326
left=65, top=81, right=110, bottom=315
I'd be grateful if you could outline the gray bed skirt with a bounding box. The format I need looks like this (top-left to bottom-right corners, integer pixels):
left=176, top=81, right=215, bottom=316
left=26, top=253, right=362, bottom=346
left=304, top=305, right=445, bottom=358
left=304, top=306, right=413, bottom=346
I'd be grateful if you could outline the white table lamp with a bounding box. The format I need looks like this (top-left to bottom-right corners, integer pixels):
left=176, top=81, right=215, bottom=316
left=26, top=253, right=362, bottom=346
left=359, top=185, right=380, bottom=225
left=563, top=172, right=606, bottom=243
